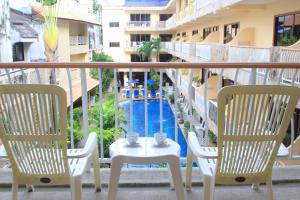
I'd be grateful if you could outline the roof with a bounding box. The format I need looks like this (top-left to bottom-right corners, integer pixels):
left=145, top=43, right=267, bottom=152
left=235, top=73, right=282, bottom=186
left=67, top=78, right=99, bottom=107
left=124, top=0, right=170, bottom=7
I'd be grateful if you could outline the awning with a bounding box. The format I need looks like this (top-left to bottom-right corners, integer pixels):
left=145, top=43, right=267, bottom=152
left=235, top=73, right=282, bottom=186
left=67, top=78, right=99, bottom=107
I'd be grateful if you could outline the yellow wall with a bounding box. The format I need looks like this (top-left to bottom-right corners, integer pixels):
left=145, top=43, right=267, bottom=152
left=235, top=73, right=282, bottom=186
left=57, top=20, right=71, bottom=62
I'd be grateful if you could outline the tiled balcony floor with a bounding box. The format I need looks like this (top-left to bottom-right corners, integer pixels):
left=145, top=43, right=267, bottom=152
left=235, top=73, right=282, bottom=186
left=1, top=167, right=300, bottom=199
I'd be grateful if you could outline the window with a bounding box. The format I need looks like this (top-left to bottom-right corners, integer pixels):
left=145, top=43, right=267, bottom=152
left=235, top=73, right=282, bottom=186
left=109, top=22, right=119, bottom=27
left=176, top=33, right=180, bottom=37
left=130, top=14, right=150, bottom=21
left=182, top=32, right=187, bottom=37
left=159, top=34, right=173, bottom=42
left=160, top=14, right=172, bottom=21
left=109, top=42, right=120, bottom=47
left=213, top=26, right=219, bottom=32
left=192, top=30, right=198, bottom=36
left=12, top=42, right=24, bottom=62
left=130, top=34, right=151, bottom=42
left=203, top=27, right=212, bottom=39
left=274, top=12, right=300, bottom=46
left=131, top=54, right=144, bottom=62
left=224, top=22, right=240, bottom=43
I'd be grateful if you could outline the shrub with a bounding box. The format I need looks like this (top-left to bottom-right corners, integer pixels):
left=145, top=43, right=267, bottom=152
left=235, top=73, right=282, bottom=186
left=169, top=93, right=174, bottom=104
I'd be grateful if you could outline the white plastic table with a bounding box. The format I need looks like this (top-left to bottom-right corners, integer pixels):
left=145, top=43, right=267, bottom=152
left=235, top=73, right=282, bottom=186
left=108, top=137, right=185, bottom=200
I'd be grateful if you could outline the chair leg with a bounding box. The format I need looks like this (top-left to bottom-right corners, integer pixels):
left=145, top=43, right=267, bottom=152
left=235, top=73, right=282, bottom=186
left=92, top=147, right=101, bottom=192
left=185, top=147, right=193, bottom=190
left=168, top=156, right=185, bottom=200
left=71, top=176, right=82, bottom=200
left=12, top=181, right=18, bottom=200
left=203, top=175, right=215, bottom=200
left=266, top=177, right=273, bottom=200
left=108, top=157, right=123, bottom=200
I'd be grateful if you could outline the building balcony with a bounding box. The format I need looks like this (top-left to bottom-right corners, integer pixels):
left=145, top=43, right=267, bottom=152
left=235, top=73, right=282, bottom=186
left=69, top=36, right=89, bottom=55
left=0, top=62, right=300, bottom=199
left=125, top=21, right=167, bottom=31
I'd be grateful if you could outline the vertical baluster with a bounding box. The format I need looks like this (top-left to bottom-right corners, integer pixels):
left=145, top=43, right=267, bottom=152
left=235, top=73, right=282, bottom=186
left=289, top=69, right=299, bottom=158
left=175, top=69, right=178, bottom=143
left=234, top=68, right=239, bottom=84
left=35, top=68, right=42, bottom=84
left=5, top=68, right=12, bottom=84
left=144, top=71, right=148, bottom=137
left=204, top=69, right=209, bottom=146
left=263, top=69, right=269, bottom=85
left=98, top=68, right=104, bottom=158
left=21, top=69, right=27, bottom=84
left=188, top=69, right=193, bottom=131
left=276, top=69, right=284, bottom=85
left=159, top=69, right=163, bottom=134
left=114, top=68, right=119, bottom=139
left=66, top=68, right=74, bottom=149
left=218, top=68, right=224, bottom=90
left=129, top=69, right=133, bottom=134
left=248, top=68, right=256, bottom=85
left=80, top=68, right=89, bottom=141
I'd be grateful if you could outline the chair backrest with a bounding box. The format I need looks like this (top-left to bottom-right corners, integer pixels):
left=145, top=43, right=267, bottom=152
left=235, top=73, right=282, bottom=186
left=216, top=85, right=300, bottom=182
left=0, top=84, right=69, bottom=181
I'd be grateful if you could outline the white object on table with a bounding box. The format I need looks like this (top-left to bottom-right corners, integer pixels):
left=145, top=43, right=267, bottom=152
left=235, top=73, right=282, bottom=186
left=108, top=137, right=185, bottom=200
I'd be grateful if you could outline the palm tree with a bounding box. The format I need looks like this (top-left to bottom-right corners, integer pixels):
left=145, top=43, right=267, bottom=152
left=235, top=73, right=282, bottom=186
left=41, top=0, right=60, bottom=62
left=136, top=37, right=161, bottom=62
left=151, top=37, right=161, bottom=62
left=136, top=41, right=153, bottom=62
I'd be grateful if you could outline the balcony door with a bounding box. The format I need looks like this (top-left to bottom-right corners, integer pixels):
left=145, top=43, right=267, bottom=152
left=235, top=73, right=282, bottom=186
left=130, top=34, right=151, bottom=47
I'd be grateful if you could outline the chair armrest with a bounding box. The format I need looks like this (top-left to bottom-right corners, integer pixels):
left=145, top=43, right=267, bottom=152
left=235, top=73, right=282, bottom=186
left=277, top=143, right=289, bottom=157
left=188, top=132, right=218, bottom=158
left=68, top=132, right=98, bottom=159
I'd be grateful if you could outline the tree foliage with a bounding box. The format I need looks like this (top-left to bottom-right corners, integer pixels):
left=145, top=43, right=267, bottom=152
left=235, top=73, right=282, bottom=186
left=136, top=37, right=161, bottom=62
left=90, top=51, right=114, bottom=92
left=148, top=69, right=160, bottom=90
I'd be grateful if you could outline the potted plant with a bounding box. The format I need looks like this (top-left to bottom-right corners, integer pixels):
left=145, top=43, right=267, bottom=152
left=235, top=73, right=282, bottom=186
left=280, top=35, right=298, bottom=46
left=192, top=75, right=201, bottom=87
left=169, top=93, right=174, bottom=104
left=208, top=130, right=217, bottom=147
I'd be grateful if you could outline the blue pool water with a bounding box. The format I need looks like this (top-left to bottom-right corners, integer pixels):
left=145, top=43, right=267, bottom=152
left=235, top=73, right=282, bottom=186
left=120, top=100, right=187, bottom=157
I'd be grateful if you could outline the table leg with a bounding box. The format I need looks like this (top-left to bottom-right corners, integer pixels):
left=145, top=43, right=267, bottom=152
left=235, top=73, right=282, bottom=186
left=108, top=157, right=123, bottom=200
left=167, top=164, right=175, bottom=190
left=168, top=156, right=185, bottom=200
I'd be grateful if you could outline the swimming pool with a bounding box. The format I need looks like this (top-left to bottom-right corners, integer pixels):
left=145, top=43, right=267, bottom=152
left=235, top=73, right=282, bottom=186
left=120, top=100, right=187, bottom=157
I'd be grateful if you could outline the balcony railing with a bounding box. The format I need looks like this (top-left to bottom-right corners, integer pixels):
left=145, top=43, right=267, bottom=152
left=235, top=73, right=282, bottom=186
left=69, top=36, right=88, bottom=46
left=0, top=62, right=300, bottom=171
left=125, top=21, right=166, bottom=29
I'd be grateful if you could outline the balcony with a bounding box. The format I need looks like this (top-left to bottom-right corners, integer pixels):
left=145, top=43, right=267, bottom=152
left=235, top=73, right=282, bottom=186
left=69, top=36, right=89, bottom=55
left=125, top=21, right=167, bottom=31
left=124, top=41, right=142, bottom=52
left=0, top=62, right=300, bottom=199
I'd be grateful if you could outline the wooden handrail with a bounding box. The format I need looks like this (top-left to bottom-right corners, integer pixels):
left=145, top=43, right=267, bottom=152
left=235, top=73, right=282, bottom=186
left=0, top=62, right=299, bottom=68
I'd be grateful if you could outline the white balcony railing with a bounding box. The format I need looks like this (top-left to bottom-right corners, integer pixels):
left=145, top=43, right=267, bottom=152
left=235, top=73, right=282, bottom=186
left=228, top=46, right=272, bottom=62
left=0, top=62, right=300, bottom=168
left=125, top=41, right=143, bottom=50
left=70, top=36, right=88, bottom=46
left=126, top=21, right=166, bottom=29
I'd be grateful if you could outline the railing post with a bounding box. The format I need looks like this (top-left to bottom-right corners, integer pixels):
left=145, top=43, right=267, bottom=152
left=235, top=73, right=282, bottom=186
left=144, top=71, right=148, bottom=137
left=114, top=68, right=119, bottom=139
left=80, top=68, right=89, bottom=141
left=188, top=69, right=193, bottom=131
left=204, top=69, right=209, bottom=146
left=66, top=68, right=74, bottom=149
left=175, top=69, right=178, bottom=143
left=159, top=69, right=163, bottom=134
left=248, top=68, right=257, bottom=85
left=129, top=68, right=133, bottom=133
left=98, top=68, right=104, bottom=158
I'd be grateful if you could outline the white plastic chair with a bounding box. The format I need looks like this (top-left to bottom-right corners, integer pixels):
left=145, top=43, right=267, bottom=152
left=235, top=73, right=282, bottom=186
left=185, top=85, right=300, bottom=200
left=0, top=84, right=101, bottom=200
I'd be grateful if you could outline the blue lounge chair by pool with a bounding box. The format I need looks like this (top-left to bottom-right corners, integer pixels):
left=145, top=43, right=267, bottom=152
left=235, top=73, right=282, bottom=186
left=126, top=90, right=130, bottom=98
left=134, top=90, right=139, bottom=98
left=150, top=90, right=157, bottom=98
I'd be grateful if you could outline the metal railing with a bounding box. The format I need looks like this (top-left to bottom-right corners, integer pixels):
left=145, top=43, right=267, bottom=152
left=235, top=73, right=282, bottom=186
left=0, top=62, right=300, bottom=166
left=126, top=21, right=166, bottom=29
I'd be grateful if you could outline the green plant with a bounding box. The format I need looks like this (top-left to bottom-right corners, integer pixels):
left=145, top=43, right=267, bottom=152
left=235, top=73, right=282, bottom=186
left=92, top=0, right=101, bottom=14
left=208, top=130, right=217, bottom=144
left=137, top=41, right=153, bottom=61
left=169, top=93, right=174, bottom=104
left=151, top=37, right=161, bottom=62
left=148, top=69, right=160, bottom=90
left=280, top=35, right=298, bottom=46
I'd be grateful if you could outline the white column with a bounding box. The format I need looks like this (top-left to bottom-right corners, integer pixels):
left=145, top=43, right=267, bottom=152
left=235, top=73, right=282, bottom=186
left=249, top=68, right=257, bottom=85
left=67, top=68, right=74, bottom=149
left=204, top=69, right=209, bottom=146
left=188, top=69, right=193, bottom=130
